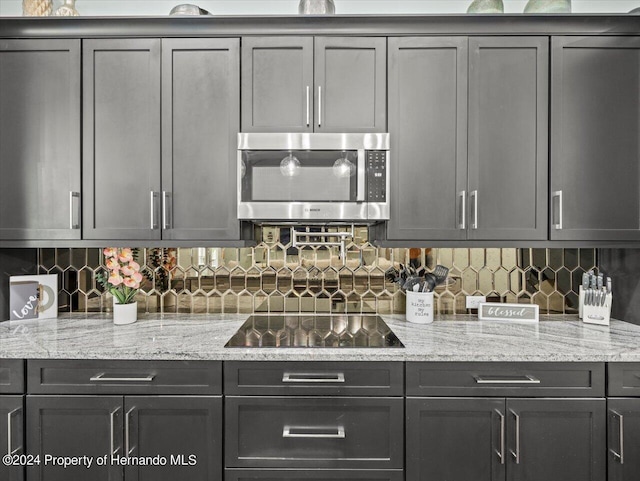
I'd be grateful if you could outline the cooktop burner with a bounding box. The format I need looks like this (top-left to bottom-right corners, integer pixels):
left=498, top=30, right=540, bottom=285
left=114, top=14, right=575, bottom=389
left=225, top=315, right=404, bottom=348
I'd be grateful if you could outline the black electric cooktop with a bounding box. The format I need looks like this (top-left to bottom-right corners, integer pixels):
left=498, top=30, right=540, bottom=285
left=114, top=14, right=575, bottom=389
left=225, top=315, right=404, bottom=348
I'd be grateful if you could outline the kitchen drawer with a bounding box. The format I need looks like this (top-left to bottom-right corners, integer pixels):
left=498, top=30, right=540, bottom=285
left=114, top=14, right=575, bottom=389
left=406, top=362, right=605, bottom=397
left=608, top=363, right=640, bottom=396
left=0, top=359, right=25, bottom=394
left=225, top=470, right=404, bottom=481
left=224, top=361, right=403, bottom=396
left=225, top=396, right=403, bottom=469
left=27, top=360, right=221, bottom=395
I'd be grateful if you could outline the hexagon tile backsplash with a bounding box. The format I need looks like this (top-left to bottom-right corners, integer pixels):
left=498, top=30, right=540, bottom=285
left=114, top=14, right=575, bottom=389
left=37, top=229, right=597, bottom=316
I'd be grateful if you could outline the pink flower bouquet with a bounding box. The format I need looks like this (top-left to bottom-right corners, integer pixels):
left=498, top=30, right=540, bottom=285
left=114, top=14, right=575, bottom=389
left=97, top=248, right=143, bottom=304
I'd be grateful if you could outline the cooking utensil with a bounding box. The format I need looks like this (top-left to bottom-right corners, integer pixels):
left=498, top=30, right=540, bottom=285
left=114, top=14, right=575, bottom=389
left=403, top=276, right=422, bottom=293
left=432, top=265, right=450, bottom=286
left=422, top=272, right=437, bottom=293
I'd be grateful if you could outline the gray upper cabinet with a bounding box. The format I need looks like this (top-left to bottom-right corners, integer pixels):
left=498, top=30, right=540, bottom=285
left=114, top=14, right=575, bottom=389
left=0, top=40, right=81, bottom=240
left=387, top=36, right=547, bottom=242
left=551, top=36, right=640, bottom=241
left=468, top=37, right=548, bottom=241
left=314, top=37, right=386, bottom=133
left=242, top=36, right=386, bottom=133
left=387, top=37, right=468, bottom=240
left=83, top=39, right=161, bottom=240
left=161, top=38, right=240, bottom=241
left=241, top=37, right=314, bottom=133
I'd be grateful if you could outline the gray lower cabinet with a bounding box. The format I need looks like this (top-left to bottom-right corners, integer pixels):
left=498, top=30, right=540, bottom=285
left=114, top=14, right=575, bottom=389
left=83, top=39, right=161, bottom=240
left=387, top=36, right=547, bottom=241
left=161, top=38, right=240, bottom=241
left=0, top=39, right=81, bottom=240
left=225, top=470, right=404, bottom=481
left=242, top=36, right=386, bottom=133
left=551, top=36, right=640, bottom=241
left=406, top=397, right=505, bottom=481
left=26, top=395, right=222, bottom=481
left=124, top=396, right=222, bottom=481
left=0, top=395, right=24, bottom=481
left=608, top=398, right=640, bottom=481
left=26, top=395, right=124, bottom=481
left=406, top=397, right=606, bottom=481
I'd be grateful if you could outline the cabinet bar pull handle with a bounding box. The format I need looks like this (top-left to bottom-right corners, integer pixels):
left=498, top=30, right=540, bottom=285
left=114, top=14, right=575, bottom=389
left=552, top=190, right=563, bottom=230
left=509, top=409, right=521, bottom=464
left=458, top=190, right=466, bottom=230
left=125, top=407, right=135, bottom=457
left=150, top=191, right=159, bottom=230
left=318, top=86, right=322, bottom=127
left=162, top=191, right=172, bottom=230
left=306, top=85, right=310, bottom=127
left=109, top=407, right=120, bottom=456
left=495, top=409, right=505, bottom=464
left=282, top=426, right=345, bottom=439
left=610, top=410, right=624, bottom=464
left=282, top=372, right=345, bottom=383
left=7, top=407, right=21, bottom=456
left=69, top=191, right=80, bottom=230
left=470, top=190, right=478, bottom=229
left=90, top=373, right=155, bottom=382
left=474, top=375, right=540, bottom=384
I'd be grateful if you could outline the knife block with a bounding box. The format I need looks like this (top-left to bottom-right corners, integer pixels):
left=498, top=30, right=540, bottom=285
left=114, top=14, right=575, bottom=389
left=582, top=293, right=612, bottom=327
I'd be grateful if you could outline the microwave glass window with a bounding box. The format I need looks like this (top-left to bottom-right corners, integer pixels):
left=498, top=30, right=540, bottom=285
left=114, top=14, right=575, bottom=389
left=241, top=150, right=358, bottom=202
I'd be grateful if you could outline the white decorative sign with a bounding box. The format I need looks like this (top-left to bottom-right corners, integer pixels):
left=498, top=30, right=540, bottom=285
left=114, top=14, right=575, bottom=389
left=478, top=303, right=539, bottom=323
left=9, top=274, right=58, bottom=320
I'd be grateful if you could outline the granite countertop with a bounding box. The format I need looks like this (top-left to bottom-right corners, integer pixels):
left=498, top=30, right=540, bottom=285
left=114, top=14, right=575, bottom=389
left=1, top=313, right=640, bottom=362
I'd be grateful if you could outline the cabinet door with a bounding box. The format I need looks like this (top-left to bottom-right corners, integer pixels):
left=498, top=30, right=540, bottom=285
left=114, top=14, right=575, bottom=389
left=387, top=37, right=468, bottom=240
left=83, top=39, right=161, bottom=240
left=608, top=398, right=640, bottom=481
left=26, top=395, right=123, bottom=481
left=0, top=396, right=24, bottom=481
left=315, top=37, right=386, bottom=133
left=506, top=398, right=606, bottom=481
left=468, top=37, right=549, bottom=240
left=124, top=396, right=222, bottom=481
left=161, top=38, right=240, bottom=240
left=551, top=36, right=640, bottom=241
left=241, top=37, right=313, bottom=133
left=406, top=397, right=505, bottom=481
left=0, top=40, right=80, bottom=240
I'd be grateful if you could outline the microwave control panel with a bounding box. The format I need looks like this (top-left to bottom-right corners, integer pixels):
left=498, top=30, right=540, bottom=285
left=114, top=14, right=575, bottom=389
left=367, top=151, right=387, bottom=202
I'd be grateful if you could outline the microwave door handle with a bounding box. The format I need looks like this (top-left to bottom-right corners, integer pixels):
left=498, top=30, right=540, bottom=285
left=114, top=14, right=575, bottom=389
left=357, top=149, right=366, bottom=202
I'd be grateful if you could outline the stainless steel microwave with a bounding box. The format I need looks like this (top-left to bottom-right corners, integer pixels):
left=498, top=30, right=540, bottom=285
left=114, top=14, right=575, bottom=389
left=237, top=133, right=390, bottom=223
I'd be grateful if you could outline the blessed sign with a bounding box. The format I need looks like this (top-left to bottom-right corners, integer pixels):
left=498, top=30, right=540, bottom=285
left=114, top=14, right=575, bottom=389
left=478, top=303, right=539, bottom=322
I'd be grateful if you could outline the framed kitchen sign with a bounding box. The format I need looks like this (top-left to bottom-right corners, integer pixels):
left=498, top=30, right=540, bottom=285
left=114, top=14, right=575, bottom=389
left=478, top=303, right=539, bottom=323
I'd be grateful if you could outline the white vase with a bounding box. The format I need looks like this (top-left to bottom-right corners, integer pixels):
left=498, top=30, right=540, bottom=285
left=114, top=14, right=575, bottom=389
left=113, top=301, right=137, bottom=325
left=524, top=0, right=571, bottom=13
left=467, top=0, right=504, bottom=13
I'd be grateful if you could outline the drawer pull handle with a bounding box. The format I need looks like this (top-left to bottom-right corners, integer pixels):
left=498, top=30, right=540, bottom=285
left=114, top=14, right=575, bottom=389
left=7, top=407, right=22, bottom=456
left=282, top=426, right=345, bottom=439
left=473, top=375, right=540, bottom=384
left=282, top=372, right=345, bottom=383
left=610, top=409, right=624, bottom=464
left=90, top=373, right=155, bottom=382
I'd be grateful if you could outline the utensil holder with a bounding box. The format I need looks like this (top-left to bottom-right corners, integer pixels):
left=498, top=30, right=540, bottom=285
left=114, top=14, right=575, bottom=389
left=582, top=293, right=612, bottom=326
left=406, top=291, right=434, bottom=324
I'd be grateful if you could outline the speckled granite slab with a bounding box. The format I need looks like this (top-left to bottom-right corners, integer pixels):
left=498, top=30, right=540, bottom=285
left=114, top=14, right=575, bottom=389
left=1, top=313, right=639, bottom=362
